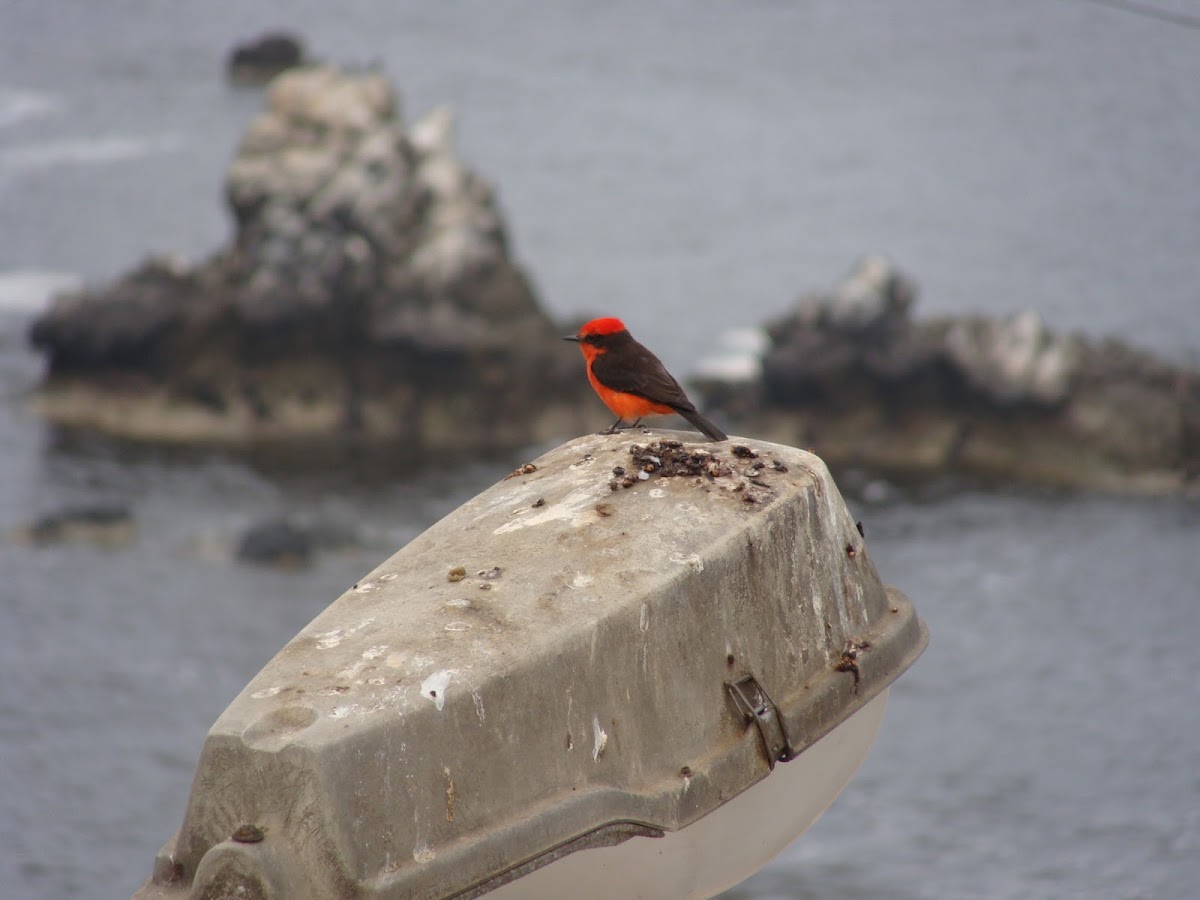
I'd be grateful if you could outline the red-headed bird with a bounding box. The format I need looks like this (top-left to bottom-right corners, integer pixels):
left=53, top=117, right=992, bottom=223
left=564, top=317, right=727, bottom=442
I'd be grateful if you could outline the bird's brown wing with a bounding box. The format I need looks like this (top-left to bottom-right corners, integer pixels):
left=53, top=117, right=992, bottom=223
left=590, top=340, right=697, bottom=412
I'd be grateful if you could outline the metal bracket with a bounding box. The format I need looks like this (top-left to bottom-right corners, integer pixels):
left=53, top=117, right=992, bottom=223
left=727, top=675, right=795, bottom=769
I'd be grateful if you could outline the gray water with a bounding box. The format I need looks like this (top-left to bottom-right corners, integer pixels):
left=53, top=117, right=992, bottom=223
left=1, top=1, right=1198, bottom=897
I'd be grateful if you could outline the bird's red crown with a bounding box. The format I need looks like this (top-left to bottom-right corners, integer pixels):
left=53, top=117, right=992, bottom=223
left=577, top=317, right=628, bottom=338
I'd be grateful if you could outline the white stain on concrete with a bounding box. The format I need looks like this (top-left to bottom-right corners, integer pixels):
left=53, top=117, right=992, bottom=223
left=250, top=686, right=283, bottom=699
left=592, top=715, right=608, bottom=762
left=571, top=573, right=595, bottom=589
left=421, top=670, right=455, bottom=711
left=316, top=631, right=344, bottom=650
left=669, top=552, right=704, bottom=572
left=809, top=590, right=827, bottom=659
left=412, top=843, right=436, bottom=863
left=314, top=617, right=376, bottom=650
left=337, top=659, right=369, bottom=681
left=493, top=487, right=605, bottom=535
left=472, top=690, right=485, bottom=724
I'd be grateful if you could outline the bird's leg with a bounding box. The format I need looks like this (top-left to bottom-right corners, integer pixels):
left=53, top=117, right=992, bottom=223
left=602, top=416, right=626, bottom=435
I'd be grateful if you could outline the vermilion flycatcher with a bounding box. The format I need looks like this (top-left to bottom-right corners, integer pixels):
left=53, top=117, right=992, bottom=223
left=564, top=317, right=727, bottom=442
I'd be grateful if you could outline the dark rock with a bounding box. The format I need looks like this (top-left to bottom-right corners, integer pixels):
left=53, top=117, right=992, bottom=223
left=28, top=66, right=594, bottom=447
left=227, top=32, right=307, bottom=85
left=27, top=255, right=200, bottom=374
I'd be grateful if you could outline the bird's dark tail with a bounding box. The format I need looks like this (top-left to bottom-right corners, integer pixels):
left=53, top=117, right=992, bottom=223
left=674, top=406, right=727, bottom=442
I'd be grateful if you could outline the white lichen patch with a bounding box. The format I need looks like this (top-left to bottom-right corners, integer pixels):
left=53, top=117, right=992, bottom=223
left=570, top=573, right=595, bottom=589
left=250, top=685, right=283, bottom=699
left=444, top=621, right=471, bottom=632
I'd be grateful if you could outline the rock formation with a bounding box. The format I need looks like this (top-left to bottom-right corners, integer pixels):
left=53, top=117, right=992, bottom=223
left=698, top=257, right=1200, bottom=493
left=29, top=66, right=593, bottom=447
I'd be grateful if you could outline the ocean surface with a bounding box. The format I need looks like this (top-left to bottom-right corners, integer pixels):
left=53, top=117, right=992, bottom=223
left=1, top=1, right=1198, bottom=897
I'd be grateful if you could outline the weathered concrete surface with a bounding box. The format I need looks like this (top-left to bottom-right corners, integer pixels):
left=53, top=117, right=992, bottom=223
left=134, top=432, right=924, bottom=899
left=697, top=257, right=1200, bottom=493
left=27, top=65, right=594, bottom=447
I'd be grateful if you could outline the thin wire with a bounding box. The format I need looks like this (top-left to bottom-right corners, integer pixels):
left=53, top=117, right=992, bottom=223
left=1073, top=0, right=1200, bottom=30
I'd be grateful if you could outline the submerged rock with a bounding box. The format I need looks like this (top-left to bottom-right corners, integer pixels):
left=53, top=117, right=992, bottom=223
left=235, top=516, right=375, bottom=568
left=701, top=257, right=1200, bottom=493
left=28, top=65, right=592, bottom=447
left=236, top=518, right=315, bottom=568
left=12, top=504, right=136, bottom=547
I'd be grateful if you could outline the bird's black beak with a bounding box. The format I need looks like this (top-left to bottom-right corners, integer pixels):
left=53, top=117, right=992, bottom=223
left=562, top=334, right=581, bottom=342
